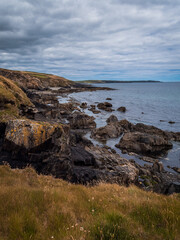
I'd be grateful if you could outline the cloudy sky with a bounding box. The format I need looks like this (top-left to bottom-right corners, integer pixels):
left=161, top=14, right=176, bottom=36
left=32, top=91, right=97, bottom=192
left=0, top=0, right=180, bottom=81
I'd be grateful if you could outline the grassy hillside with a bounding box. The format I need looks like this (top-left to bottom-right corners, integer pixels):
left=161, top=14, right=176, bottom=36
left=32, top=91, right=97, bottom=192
left=0, top=68, right=76, bottom=89
left=0, top=165, right=179, bottom=240
left=0, top=75, right=33, bottom=121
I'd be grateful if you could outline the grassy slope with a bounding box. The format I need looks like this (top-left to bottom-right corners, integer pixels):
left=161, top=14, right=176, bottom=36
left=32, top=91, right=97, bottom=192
left=0, top=165, right=179, bottom=240
left=0, top=75, right=32, bottom=121
left=0, top=68, right=76, bottom=89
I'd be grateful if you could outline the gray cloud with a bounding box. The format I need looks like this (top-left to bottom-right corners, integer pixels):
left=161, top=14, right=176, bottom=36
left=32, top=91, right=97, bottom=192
left=0, top=0, right=180, bottom=81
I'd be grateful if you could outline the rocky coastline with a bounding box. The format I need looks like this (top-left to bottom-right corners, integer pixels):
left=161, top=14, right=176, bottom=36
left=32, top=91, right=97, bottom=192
left=0, top=68, right=180, bottom=194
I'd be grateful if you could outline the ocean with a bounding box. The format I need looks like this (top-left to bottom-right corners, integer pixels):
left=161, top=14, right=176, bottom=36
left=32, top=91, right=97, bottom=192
left=58, top=82, right=180, bottom=171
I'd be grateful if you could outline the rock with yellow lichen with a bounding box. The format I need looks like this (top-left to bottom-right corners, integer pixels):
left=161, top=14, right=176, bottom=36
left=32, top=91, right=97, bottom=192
left=3, top=119, right=69, bottom=153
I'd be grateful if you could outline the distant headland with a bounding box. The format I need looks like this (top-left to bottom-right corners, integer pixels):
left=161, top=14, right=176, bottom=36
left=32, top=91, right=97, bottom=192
left=76, top=80, right=161, bottom=84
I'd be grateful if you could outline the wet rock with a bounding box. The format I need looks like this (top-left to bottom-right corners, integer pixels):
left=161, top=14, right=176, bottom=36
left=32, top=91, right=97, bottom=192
left=80, top=102, right=88, bottom=109
left=97, top=102, right=113, bottom=112
left=140, top=156, right=157, bottom=163
left=116, top=131, right=172, bottom=157
left=88, top=105, right=101, bottom=114
left=152, top=161, right=164, bottom=173
left=118, top=119, right=135, bottom=131
left=169, top=121, right=175, bottom=124
left=70, top=113, right=96, bottom=129
left=117, top=106, right=126, bottom=112
left=91, top=122, right=123, bottom=141
left=172, top=167, right=180, bottom=174
left=106, top=98, right=112, bottom=100
left=106, top=115, right=118, bottom=124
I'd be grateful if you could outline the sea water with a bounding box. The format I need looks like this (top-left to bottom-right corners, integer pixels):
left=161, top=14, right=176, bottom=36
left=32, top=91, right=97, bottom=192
left=60, top=82, right=180, bottom=172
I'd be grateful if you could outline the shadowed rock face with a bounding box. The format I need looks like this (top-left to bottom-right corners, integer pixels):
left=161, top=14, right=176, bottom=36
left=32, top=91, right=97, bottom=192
left=116, top=131, right=173, bottom=157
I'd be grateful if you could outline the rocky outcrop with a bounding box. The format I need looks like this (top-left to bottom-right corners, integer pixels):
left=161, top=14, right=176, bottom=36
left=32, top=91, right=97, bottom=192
left=116, top=131, right=172, bottom=157
left=117, top=106, right=126, bottom=112
left=97, top=102, right=113, bottom=112
left=91, top=123, right=123, bottom=141
left=0, top=68, right=76, bottom=90
left=80, top=102, right=88, bottom=109
left=3, top=119, right=69, bottom=154
left=106, top=115, right=118, bottom=124
left=70, top=113, right=96, bottom=129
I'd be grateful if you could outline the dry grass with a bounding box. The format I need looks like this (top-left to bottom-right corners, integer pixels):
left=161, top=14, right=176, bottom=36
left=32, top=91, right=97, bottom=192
left=0, top=76, right=32, bottom=121
left=0, top=165, right=179, bottom=240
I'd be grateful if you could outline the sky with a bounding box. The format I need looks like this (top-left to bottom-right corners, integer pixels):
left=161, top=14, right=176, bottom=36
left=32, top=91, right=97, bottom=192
left=0, top=0, right=180, bottom=81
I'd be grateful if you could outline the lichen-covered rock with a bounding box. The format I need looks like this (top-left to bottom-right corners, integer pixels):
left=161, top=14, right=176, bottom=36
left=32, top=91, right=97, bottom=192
left=116, top=131, right=172, bottom=157
left=3, top=119, right=69, bottom=152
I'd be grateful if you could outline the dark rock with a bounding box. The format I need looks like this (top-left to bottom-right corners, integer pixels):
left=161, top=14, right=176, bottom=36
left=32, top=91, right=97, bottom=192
left=116, top=131, right=172, bottom=157
left=70, top=113, right=96, bottom=129
left=152, top=161, right=164, bottom=173
left=106, top=98, right=112, bottom=100
left=172, top=167, right=180, bottom=174
left=169, top=121, right=175, bottom=124
left=97, top=102, right=113, bottom=112
left=118, top=119, right=135, bottom=131
left=91, top=122, right=123, bottom=141
left=117, top=106, right=126, bottom=112
left=106, top=115, right=118, bottom=124
left=80, top=102, right=88, bottom=109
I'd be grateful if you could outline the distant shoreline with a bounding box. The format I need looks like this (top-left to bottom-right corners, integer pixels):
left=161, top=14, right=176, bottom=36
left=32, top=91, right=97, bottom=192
left=76, top=80, right=161, bottom=84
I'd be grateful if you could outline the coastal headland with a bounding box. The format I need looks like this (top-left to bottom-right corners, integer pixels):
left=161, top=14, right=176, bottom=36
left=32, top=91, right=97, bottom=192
left=0, top=67, right=179, bottom=194
left=0, top=68, right=180, bottom=239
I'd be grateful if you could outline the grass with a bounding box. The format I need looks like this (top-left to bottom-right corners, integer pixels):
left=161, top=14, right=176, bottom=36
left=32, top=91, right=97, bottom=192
left=0, top=75, right=32, bottom=121
left=0, top=165, right=179, bottom=240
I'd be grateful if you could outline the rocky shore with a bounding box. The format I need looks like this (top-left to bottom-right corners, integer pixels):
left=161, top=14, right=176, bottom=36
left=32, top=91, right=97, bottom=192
left=0, top=68, right=180, bottom=194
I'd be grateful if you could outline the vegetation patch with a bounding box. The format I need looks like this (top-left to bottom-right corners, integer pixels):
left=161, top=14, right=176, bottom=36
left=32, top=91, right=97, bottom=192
left=0, top=75, right=32, bottom=121
left=0, top=165, right=179, bottom=240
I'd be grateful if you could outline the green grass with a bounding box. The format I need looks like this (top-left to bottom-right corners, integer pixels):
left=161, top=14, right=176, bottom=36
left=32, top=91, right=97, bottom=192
left=0, top=165, right=179, bottom=240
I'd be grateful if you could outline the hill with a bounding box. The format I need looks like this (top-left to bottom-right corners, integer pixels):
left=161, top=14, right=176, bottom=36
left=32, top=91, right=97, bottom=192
left=0, top=75, right=33, bottom=121
left=0, top=68, right=77, bottom=90
left=0, top=165, right=179, bottom=240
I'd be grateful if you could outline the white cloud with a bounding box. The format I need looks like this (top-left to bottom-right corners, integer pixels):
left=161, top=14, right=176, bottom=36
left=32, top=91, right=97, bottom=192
left=0, top=0, right=180, bottom=81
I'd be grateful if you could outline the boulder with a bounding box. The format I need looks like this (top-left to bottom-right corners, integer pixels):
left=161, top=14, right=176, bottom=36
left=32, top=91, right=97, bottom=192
left=91, top=122, right=123, bottom=141
left=106, top=115, right=118, bottom=124
left=117, top=106, right=126, bottom=112
left=3, top=119, right=69, bottom=153
left=70, top=113, right=96, bottom=129
left=118, top=119, right=135, bottom=131
left=116, top=131, right=172, bottom=157
left=80, top=102, right=88, bottom=109
left=97, top=102, right=113, bottom=112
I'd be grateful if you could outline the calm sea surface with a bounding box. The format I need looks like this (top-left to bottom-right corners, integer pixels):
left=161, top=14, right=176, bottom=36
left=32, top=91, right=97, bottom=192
left=59, top=82, right=180, bottom=171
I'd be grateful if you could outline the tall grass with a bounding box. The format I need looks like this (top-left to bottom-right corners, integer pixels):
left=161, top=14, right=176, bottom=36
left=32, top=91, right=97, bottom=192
left=0, top=165, right=179, bottom=240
